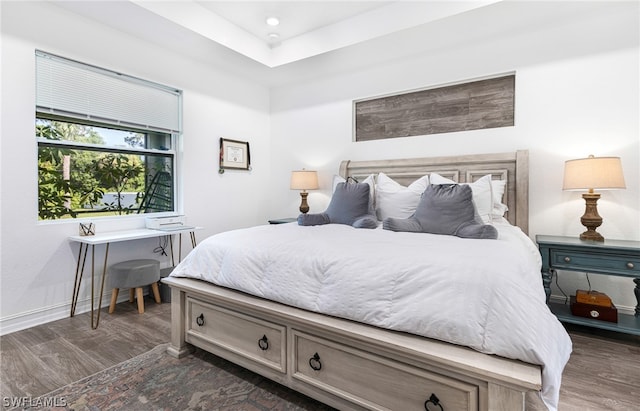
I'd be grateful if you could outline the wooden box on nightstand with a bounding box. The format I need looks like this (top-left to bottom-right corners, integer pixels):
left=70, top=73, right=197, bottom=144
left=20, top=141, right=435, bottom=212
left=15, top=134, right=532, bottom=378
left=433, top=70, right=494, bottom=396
left=570, top=296, right=617, bottom=323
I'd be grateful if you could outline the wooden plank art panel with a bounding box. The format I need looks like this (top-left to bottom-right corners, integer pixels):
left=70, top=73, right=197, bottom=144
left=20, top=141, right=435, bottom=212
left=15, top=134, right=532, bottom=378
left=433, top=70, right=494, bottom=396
left=354, top=74, right=515, bottom=141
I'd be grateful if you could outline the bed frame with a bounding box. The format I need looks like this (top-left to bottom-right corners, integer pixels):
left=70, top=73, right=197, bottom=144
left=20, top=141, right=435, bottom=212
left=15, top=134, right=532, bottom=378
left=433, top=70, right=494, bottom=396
left=164, top=150, right=540, bottom=411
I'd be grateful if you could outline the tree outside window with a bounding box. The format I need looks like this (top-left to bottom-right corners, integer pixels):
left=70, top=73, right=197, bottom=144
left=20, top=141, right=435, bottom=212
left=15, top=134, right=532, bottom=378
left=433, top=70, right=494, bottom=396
left=36, top=118, right=174, bottom=220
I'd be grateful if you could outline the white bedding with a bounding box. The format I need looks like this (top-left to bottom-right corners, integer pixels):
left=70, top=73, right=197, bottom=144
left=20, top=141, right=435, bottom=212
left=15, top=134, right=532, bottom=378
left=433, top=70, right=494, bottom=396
left=171, top=221, right=572, bottom=410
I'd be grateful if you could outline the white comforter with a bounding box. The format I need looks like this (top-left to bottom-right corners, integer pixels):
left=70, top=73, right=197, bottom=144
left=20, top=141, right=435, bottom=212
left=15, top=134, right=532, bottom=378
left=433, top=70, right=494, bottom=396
left=171, top=221, right=572, bottom=410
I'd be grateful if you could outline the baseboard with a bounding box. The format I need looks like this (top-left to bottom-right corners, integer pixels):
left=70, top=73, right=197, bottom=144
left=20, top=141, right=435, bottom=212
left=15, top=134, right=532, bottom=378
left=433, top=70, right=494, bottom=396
left=0, top=287, right=153, bottom=336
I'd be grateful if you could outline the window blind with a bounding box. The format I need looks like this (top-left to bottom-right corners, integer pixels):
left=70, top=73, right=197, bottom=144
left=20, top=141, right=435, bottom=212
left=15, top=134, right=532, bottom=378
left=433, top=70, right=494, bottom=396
left=36, top=51, right=182, bottom=133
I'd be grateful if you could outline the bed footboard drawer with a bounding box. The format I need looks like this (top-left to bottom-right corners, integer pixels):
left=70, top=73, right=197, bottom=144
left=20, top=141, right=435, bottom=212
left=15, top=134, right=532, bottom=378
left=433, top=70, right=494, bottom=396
left=186, top=297, right=286, bottom=373
left=292, top=331, right=479, bottom=411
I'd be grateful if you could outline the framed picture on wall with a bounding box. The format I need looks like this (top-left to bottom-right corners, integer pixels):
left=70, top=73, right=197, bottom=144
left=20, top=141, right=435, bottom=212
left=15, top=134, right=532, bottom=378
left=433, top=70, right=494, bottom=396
left=219, top=138, right=251, bottom=172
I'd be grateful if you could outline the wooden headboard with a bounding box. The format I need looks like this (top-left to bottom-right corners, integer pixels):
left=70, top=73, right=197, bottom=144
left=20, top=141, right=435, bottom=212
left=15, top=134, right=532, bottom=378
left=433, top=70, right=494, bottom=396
left=339, top=150, right=529, bottom=234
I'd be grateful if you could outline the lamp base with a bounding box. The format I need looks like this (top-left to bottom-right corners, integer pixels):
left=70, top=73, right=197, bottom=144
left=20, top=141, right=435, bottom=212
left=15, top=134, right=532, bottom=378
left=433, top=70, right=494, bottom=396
left=579, top=230, right=604, bottom=242
left=299, top=192, right=310, bottom=214
left=579, top=192, right=604, bottom=242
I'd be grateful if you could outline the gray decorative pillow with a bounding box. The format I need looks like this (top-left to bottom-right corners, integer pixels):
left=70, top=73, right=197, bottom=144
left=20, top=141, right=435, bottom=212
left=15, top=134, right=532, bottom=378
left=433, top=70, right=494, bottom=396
left=352, top=216, right=378, bottom=229
left=383, top=184, right=498, bottom=239
left=298, top=182, right=377, bottom=229
left=297, top=213, right=330, bottom=226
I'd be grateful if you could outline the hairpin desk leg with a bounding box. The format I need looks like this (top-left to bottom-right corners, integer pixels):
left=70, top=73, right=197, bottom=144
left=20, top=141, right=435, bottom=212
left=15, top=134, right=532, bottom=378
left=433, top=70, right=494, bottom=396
left=177, top=231, right=197, bottom=263
left=168, top=235, right=175, bottom=267
left=90, top=243, right=110, bottom=329
left=169, top=231, right=198, bottom=266
left=70, top=243, right=89, bottom=317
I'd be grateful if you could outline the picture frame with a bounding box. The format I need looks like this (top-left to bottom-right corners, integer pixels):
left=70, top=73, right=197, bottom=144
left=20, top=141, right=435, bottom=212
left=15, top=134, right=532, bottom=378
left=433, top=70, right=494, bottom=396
left=219, top=138, right=251, bottom=172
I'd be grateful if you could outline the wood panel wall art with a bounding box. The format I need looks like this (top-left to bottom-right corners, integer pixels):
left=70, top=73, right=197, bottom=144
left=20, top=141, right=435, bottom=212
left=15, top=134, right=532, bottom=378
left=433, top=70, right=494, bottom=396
left=354, top=74, right=515, bottom=142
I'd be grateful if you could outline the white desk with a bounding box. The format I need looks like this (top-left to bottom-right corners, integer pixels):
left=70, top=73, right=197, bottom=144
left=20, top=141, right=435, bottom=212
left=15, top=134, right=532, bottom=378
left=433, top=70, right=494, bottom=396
left=69, top=227, right=201, bottom=329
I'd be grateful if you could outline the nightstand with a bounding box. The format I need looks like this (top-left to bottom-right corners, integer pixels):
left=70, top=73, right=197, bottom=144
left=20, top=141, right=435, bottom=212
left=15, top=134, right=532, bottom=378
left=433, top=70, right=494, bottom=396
left=268, top=217, right=297, bottom=224
left=536, top=235, right=640, bottom=335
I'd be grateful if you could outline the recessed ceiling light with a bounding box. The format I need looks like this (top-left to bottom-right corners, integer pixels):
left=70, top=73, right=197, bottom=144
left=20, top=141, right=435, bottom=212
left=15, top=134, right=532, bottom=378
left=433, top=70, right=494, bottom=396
left=268, top=33, right=280, bottom=40
left=266, top=17, right=280, bottom=26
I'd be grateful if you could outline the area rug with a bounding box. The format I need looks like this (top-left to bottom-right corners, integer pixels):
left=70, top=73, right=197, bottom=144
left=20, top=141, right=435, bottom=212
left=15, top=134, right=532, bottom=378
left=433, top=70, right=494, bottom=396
left=26, top=344, right=335, bottom=411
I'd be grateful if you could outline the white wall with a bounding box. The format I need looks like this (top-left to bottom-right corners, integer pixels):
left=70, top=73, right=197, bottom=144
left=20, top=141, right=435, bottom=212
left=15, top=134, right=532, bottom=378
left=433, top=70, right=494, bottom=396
left=0, top=2, right=271, bottom=333
left=269, top=5, right=639, bottom=310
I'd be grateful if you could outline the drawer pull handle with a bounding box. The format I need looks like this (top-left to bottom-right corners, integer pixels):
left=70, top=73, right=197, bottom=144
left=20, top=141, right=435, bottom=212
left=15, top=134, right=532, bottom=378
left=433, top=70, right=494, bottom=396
left=424, top=393, right=444, bottom=411
left=258, top=335, right=269, bottom=351
left=309, top=352, right=322, bottom=371
left=196, top=313, right=205, bottom=327
left=564, top=257, right=571, bottom=263
left=627, top=262, right=635, bottom=269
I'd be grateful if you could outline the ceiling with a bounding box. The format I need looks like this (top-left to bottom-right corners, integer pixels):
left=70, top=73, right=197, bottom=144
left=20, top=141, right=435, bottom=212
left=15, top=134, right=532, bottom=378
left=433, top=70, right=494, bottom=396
left=50, top=1, right=636, bottom=87
left=195, top=1, right=392, bottom=44
left=56, top=0, right=500, bottom=68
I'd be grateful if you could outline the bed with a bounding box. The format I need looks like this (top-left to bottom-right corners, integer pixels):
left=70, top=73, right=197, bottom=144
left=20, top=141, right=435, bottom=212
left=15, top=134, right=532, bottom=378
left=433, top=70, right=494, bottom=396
left=163, top=150, right=572, bottom=411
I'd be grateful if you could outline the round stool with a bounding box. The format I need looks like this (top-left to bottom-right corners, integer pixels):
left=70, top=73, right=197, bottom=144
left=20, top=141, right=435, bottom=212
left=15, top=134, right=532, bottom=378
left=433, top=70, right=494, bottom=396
left=108, top=259, right=161, bottom=314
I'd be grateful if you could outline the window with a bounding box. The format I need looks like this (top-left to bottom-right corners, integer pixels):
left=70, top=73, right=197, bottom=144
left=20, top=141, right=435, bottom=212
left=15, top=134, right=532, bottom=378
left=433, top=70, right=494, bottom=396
left=35, top=51, right=182, bottom=220
left=37, top=117, right=175, bottom=219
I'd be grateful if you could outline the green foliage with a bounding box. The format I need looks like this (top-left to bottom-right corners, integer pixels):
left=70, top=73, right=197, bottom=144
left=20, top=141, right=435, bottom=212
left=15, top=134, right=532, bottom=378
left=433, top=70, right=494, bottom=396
left=94, top=154, right=145, bottom=214
left=37, top=124, right=76, bottom=219
left=37, top=119, right=149, bottom=220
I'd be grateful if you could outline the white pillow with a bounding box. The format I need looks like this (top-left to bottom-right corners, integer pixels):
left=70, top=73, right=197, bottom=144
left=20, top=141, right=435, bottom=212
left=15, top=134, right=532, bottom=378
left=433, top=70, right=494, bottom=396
left=430, top=173, right=494, bottom=224
left=332, top=174, right=345, bottom=191
left=333, top=174, right=376, bottom=216
left=490, top=179, right=508, bottom=217
left=375, top=173, right=429, bottom=220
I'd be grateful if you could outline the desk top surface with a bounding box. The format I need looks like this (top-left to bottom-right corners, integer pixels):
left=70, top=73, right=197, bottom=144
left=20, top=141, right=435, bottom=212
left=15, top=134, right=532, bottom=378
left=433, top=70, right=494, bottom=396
left=69, top=227, right=202, bottom=245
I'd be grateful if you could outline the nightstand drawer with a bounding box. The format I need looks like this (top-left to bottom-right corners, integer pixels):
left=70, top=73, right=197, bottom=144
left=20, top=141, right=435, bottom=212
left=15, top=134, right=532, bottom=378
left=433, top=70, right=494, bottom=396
left=550, top=250, right=639, bottom=275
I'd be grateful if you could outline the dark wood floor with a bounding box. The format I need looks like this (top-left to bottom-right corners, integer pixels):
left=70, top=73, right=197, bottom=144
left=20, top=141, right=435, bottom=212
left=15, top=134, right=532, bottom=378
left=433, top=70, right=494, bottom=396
left=1, top=299, right=639, bottom=410
left=0, top=298, right=171, bottom=404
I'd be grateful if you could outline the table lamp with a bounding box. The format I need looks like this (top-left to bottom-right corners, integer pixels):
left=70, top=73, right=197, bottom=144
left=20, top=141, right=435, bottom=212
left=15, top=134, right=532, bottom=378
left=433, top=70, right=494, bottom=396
left=290, top=170, right=319, bottom=214
left=563, top=155, right=626, bottom=241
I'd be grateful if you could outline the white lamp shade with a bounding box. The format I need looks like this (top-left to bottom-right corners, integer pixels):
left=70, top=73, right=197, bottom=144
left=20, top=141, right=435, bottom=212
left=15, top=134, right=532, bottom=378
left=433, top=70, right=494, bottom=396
left=290, top=170, right=319, bottom=190
left=563, top=156, right=626, bottom=191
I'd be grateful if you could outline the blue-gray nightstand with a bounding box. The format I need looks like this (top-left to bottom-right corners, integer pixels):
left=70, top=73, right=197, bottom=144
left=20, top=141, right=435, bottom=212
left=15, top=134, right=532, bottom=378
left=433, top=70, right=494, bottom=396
left=536, top=235, right=640, bottom=335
